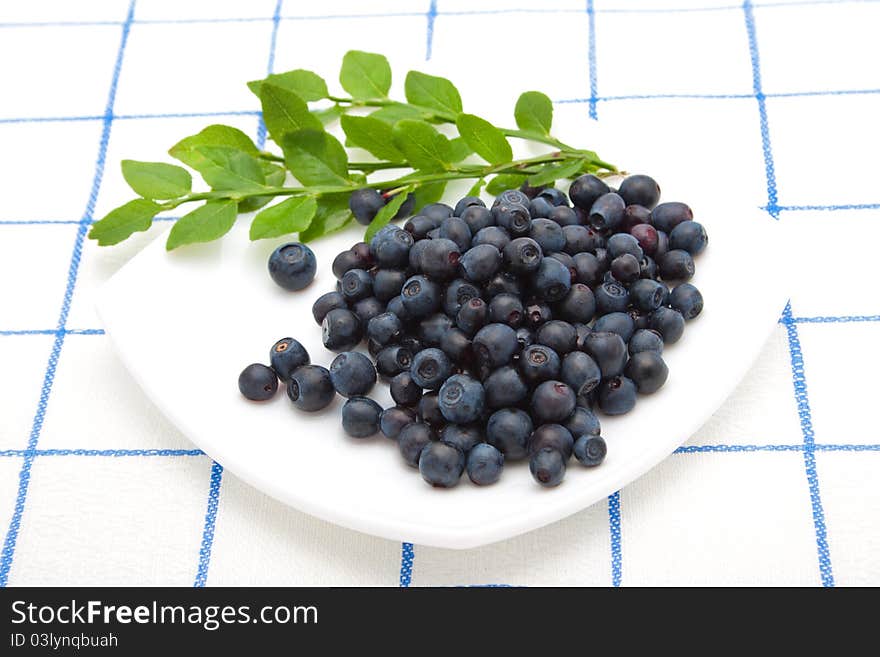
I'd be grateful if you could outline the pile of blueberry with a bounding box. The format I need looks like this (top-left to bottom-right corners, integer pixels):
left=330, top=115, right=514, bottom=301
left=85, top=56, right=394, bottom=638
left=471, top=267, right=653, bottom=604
left=238, top=173, right=707, bottom=488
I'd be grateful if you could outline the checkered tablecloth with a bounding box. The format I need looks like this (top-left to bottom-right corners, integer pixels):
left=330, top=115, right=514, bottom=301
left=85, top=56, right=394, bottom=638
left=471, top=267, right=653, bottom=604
left=1, top=0, right=878, bottom=587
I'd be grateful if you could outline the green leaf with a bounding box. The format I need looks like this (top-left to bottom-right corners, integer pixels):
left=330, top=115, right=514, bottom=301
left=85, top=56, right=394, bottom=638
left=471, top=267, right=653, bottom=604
left=120, top=160, right=192, bottom=200
left=392, top=120, right=451, bottom=171
left=299, top=193, right=352, bottom=242
left=448, top=137, right=473, bottom=163
left=514, top=91, right=553, bottom=136
left=404, top=70, right=462, bottom=117
left=166, top=200, right=238, bottom=251
left=339, top=50, right=391, bottom=99
left=455, top=113, right=512, bottom=165
left=192, top=146, right=266, bottom=191
left=282, top=129, right=350, bottom=186
left=365, top=191, right=410, bottom=241
left=413, top=180, right=447, bottom=209
left=169, top=125, right=259, bottom=169
left=260, top=83, right=322, bottom=145
left=88, top=199, right=162, bottom=246
left=340, top=115, right=404, bottom=161
left=527, top=158, right=587, bottom=187
left=486, top=173, right=528, bottom=196
left=238, top=162, right=286, bottom=213
left=313, top=105, right=344, bottom=125
left=247, top=69, right=328, bottom=102
left=249, top=196, right=318, bottom=240
left=369, top=103, right=424, bottom=124
left=467, top=178, right=486, bottom=197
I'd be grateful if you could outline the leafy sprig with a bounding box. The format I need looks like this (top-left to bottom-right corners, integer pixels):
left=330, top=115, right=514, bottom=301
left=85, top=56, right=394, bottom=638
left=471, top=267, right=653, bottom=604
left=89, top=50, right=618, bottom=250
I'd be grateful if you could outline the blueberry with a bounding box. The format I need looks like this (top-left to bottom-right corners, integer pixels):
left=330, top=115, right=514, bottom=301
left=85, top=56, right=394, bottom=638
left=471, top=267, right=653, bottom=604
left=565, top=406, right=601, bottom=438
left=460, top=244, right=502, bottom=283
left=341, top=268, right=372, bottom=302
left=607, top=233, right=644, bottom=260
left=488, top=293, right=524, bottom=328
left=268, top=242, right=316, bottom=291
left=375, top=345, right=413, bottom=378
left=442, top=279, right=482, bottom=317
left=441, top=424, right=483, bottom=453
left=529, top=218, right=566, bottom=254
left=483, top=365, right=529, bottom=408
left=594, top=280, right=630, bottom=315
left=531, top=381, right=576, bottom=424
left=369, top=226, right=413, bottom=268
left=380, top=405, right=416, bottom=440
left=238, top=363, right=278, bottom=401
left=467, top=443, right=504, bottom=486
left=426, top=228, right=441, bottom=240
left=398, top=423, right=436, bottom=468
left=573, top=252, right=604, bottom=287
left=472, top=323, right=518, bottom=377
left=404, top=215, right=441, bottom=240
left=561, top=225, right=591, bottom=255
left=624, top=204, right=653, bottom=230
left=352, top=296, right=384, bottom=327
left=629, top=329, right=664, bottom=355
left=410, top=348, right=452, bottom=390
left=597, top=376, right=637, bottom=415
left=530, top=447, right=566, bottom=487
left=456, top=297, right=489, bottom=335
left=398, top=336, right=424, bottom=356
left=386, top=295, right=412, bottom=323
left=658, top=249, right=695, bottom=281
left=440, top=327, right=473, bottom=365
left=332, top=249, right=362, bottom=280
left=611, top=254, right=641, bottom=284
left=417, top=391, right=445, bottom=426
left=515, top=326, right=535, bottom=351
left=367, top=312, right=403, bottom=347
left=583, top=331, right=628, bottom=378
left=561, top=351, right=601, bottom=397
left=419, top=441, right=465, bottom=487
left=421, top=202, right=454, bottom=222
left=650, top=307, right=685, bottom=344
left=390, top=371, right=423, bottom=407
left=371, top=269, right=406, bottom=302
left=439, top=216, right=472, bottom=251
left=329, top=351, right=376, bottom=398
left=630, top=223, right=659, bottom=256
left=536, top=320, right=577, bottom=355
left=415, top=239, right=458, bottom=281
left=629, top=279, right=667, bottom=313
left=592, top=311, right=635, bottom=343
left=650, top=202, right=693, bottom=233
left=484, top=271, right=522, bottom=300
left=494, top=189, right=531, bottom=208
left=503, top=237, right=543, bottom=275
left=287, top=365, right=336, bottom=411
left=419, top=313, right=454, bottom=347
left=322, top=308, right=362, bottom=351
left=390, top=191, right=416, bottom=220
left=519, top=344, right=561, bottom=385
left=669, top=283, right=703, bottom=320
left=655, top=230, right=670, bottom=260
left=618, top=174, right=661, bottom=209
left=459, top=205, right=494, bottom=234
left=486, top=408, right=533, bottom=461
left=554, top=284, right=596, bottom=325
left=573, top=435, right=606, bottom=467
left=341, top=396, right=383, bottom=437
left=439, top=374, right=485, bottom=424
left=529, top=196, right=554, bottom=219
left=574, top=323, right=592, bottom=351
left=549, top=205, right=579, bottom=227
left=493, top=202, right=532, bottom=236
left=401, top=275, right=441, bottom=318
left=669, top=220, right=708, bottom=255
left=472, top=225, right=511, bottom=251
left=349, top=188, right=385, bottom=225
left=538, top=187, right=569, bottom=207
left=454, top=195, right=485, bottom=217
left=312, top=291, right=347, bottom=325
left=524, top=300, right=553, bottom=328
left=531, top=257, right=571, bottom=303
left=568, top=174, right=610, bottom=211
left=589, top=193, right=626, bottom=232
left=625, top=351, right=668, bottom=394
left=269, top=337, right=310, bottom=382
left=547, top=252, right=575, bottom=275
left=529, top=424, right=574, bottom=460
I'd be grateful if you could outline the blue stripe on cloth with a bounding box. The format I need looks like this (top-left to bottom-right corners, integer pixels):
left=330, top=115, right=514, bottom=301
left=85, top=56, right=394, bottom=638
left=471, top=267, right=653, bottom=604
left=743, top=1, right=779, bottom=218
left=774, top=202, right=880, bottom=212
left=0, top=0, right=137, bottom=588
left=255, top=0, right=284, bottom=148
left=0, top=449, right=205, bottom=458
left=0, top=328, right=105, bottom=336
left=586, top=0, right=598, bottom=120
left=788, top=314, right=880, bottom=324
left=781, top=302, right=834, bottom=587
left=399, top=542, right=415, bottom=587
left=194, top=462, right=224, bottom=587
left=425, top=0, right=438, bottom=61
left=608, top=492, right=622, bottom=586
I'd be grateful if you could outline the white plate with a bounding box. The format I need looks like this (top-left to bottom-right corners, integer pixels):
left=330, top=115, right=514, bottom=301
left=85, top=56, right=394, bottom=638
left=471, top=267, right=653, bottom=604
left=96, top=118, right=787, bottom=549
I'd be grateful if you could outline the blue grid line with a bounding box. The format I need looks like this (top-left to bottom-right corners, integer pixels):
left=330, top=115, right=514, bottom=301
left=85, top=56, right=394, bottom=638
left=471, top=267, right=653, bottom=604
left=254, top=0, right=284, bottom=149
left=0, top=110, right=260, bottom=125
left=399, top=542, right=415, bottom=587
left=608, top=492, right=622, bottom=587
left=0, top=0, right=136, bottom=589
left=0, top=449, right=205, bottom=458
left=676, top=443, right=802, bottom=453
left=586, top=0, right=598, bottom=120
left=774, top=203, right=880, bottom=212
left=788, top=314, right=880, bottom=324
left=425, top=0, right=438, bottom=61
left=781, top=302, right=834, bottom=587
left=0, top=328, right=105, bottom=336
left=194, top=461, right=224, bottom=588
left=743, top=0, right=779, bottom=218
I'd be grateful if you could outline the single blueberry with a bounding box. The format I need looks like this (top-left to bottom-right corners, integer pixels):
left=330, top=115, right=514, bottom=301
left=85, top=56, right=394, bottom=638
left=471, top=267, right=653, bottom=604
left=410, top=348, right=452, bottom=390
left=624, top=204, right=653, bottom=230
left=565, top=406, right=601, bottom=438
left=488, top=293, right=524, bottom=328
left=524, top=300, right=553, bottom=328
left=238, top=363, right=278, bottom=401
left=456, top=298, right=489, bottom=336
left=629, top=329, right=664, bottom=355
left=391, top=371, right=423, bottom=407
left=568, top=174, right=610, bottom=211
left=329, top=351, right=376, bottom=398
left=439, top=215, right=472, bottom=252
left=312, top=291, right=347, bottom=325
left=607, top=233, right=644, bottom=260
left=352, top=296, right=384, bottom=328
left=625, top=351, right=668, bottom=394
left=269, top=337, right=310, bottom=382
left=618, top=174, right=661, bottom=209
left=503, top=237, right=543, bottom=275
left=287, top=365, right=336, bottom=412
left=529, top=196, right=554, bottom=219
left=453, top=195, right=486, bottom=217
left=418, top=441, right=465, bottom=488
left=630, top=223, right=659, bottom=256
left=629, top=279, right=667, bottom=313
left=550, top=205, right=579, bottom=227
left=472, top=225, right=511, bottom=251
left=650, top=307, right=685, bottom=344
left=573, top=435, right=606, bottom=467
left=560, top=351, right=601, bottom=397
left=483, top=271, right=522, bottom=300
left=417, top=391, right=445, bottom=426
left=597, top=376, right=638, bottom=415
left=375, top=345, right=413, bottom=378
left=483, top=365, right=529, bottom=409
left=536, top=320, right=577, bottom=355
left=529, top=218, right=566, bottom=254
left=372, top=268, right=407, bottom=302
left=398, top=423, right=436, bottom=468
left=583, top=331, right=628, bottom=378
left=439, top=374, right=486, bottom=424
left=529, top=424, right=574, bottom=460
left=459, top=244, right=502, bottom=283
left=459, top=205, right=494, bottom=234
left=650, top=202, right=693, bottom=233
left=555, top=284, right=596, bottom=325
left=268, top=242, right=317, bottom=291
left=531, top=381, right=577, bottom=424
left=369, top=225, right=413, bottom=268
left=519, top=344, right=561, bottom=385
left=441, top=424, right=483, bottom=453
left=380, top=406, right=416, bottom=440
left=421, top=202, right=454, bottom=222
left=401, top=275, right=441, bottom=318
left=669, top=283, right=704, bottom=320
left=561, top=225, right=592, bottom=255
left=589, top=193, right=626, bottom=232
left=404, top=215, right=441, bottom=240
left=341, top=396, right=383, bottom=437
left=538, top=187, right=569, bottom=207
left=530, top=447, right=566, bottom=487
left=367, top=312, right=403, bottom=347
left=486, top=408, right=533, bottom=461
left=332, top=249, right=362, bottom=280
left=492, top=202, right=532, bottom=236
left=594, top=280, right=630, bottom=315
left=531, top=257, right=572, bottom=303
left=472, top=323, right=518, bottom=378
left=349, top=188, right=385, bottom=225
left=658, top=249, right=695, bottom=281
left=321, top=308, right=362, bottom=351
left=467, top=443, right=504, bottom=486
left=573, top=252, right=604, bottom=288
left=341, top=268, right=373, bottom=302
left=611, top=254, right=641, bottom=284
left=493, top=189, right=531, bottom=208
left=592, top=311, right=635, bottom=343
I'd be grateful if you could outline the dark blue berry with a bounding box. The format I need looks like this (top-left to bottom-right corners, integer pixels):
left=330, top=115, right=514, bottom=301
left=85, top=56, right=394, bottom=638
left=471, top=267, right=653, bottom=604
left=573, top=252, right=604, bottom=287
left=655, top=230, right=670, bottom=260
left=629, top=329, right=664, bottom=355
left=531, top=256, right=571, bottom=303
left=398, top=423, right=436, bottom=468
left=321, top=308, right=362, bottom=351
left=488, top=293, right=524, bottom=328
left=421, top=202, right=454, bottom=221
left=456, top=298, right=488, bottom=336
left=592, top=311, right=635, bottom=343
left=439, top=216, right=472, bottom=251
left=574, top=323, right=592, bottom=351
left=630, top=222, right=659, bottom=256
left=460, top=244, right=502, bottom=283
left=287, top=365, right=336, bottom=412
left=454, top=195, right=485, bottom=217
left=568, top=174, right=610, bottom=211
left=561, top=351, right=601, bottom=397
left=625, top=351, right=668, bottom=394
left=341, top=268, right=372, bottom=302
left=494, top=189, right=531, bottom=207
left=419, top=313, right=454, bottom=347
left=555, top=284, right=596, bottom=324
left=618, top=174, right=661, bottom=209
left=531, top=380, right=576, bottom=424
left=472, top=323, right=518, bottom=377
left=341, top=396, right=383, bottom=437
left=529, top=196, right=554, bottom=219
left=352, top=296, right=384, bottom=327
left=329, top=351, right=376, bottom=397
left=503, top=237, right=543, bottom=275
left=519, top=344, right=561, bottom=385
left=564, top=406, right=601, bottom=438
left=529, top=424, right=574, bottom=460
left=574, top=435, right=606, bottom=467
left=669, top=221, right=707, bottom=255
left=459, top=205, right=494, bottom=234
left=607, top=233, right=644, bottom=260
left=443, top=279, right=482, bottom=318
left=268, top=242, right=316, bottom=291
left=349, top=188, right=385, bottom=225
left=369, top=225, right=413, bottom=268
left=650, top=307, right=685, bottom=344
left=515, top=326, right=535, bottom=351
left=386, top=295, right=412, bottom=322
left=611, top=253, right=641, bottom=284
left=472, top=225, right=511, bottom=251
left=529, top=218, right=565, bottom=254
left=269, top=337, right=310, bottom=382
left=372, top=268, right=407, bottom=302
left=530, top=447, right=566, bottom=487
left=550, top=205, right=579, bottom=227
left=624, top=204, right=653, bottom=230
left=401, top=275, right=441, bottom=318
left=404, top=214, right=441, bottom=240
left=650, top=202, right=693, bottom=233
left=597, top=376, right=637, bottom=415
left=367, top=312, right=403, bottom=347
left=238, top=363, right=278, bottom=401
left=658, top=249, right=695, bottom=281
left=312, top=291, right=347, bottom=325
left=629, top=279, right=667, bottom=312
left=380, top=405, right=416, bottom=440
left=410, top=347, right=452, bottom=390
left=439, top=374, right=485, bottom=424
left=484, top=271, right=522, bottom=300
left=441, top=424, right=483, bottom=453
left=536, top=320, right=577, bottom=355
left=440, top=327, right=472, bottom=365
left=486, top=408, right=533, bottom=461
left=375, top=344, right=413, bottom=378
left=524, top=300, right=552, bottom=328
left=669, top=283, right=703, bottom=320
left=467, top=443, right=504, bottom=486
left=538, top=187, right=569, bottom=207
left=639, top=256, right=658, bottom=281
left=483, top=365, right=528, bottom=409
left=492, top=202, right=532, bottom=236
left=332, top=249, right=362, bottom=280
left=417, top=391, right=444, bottom=426
left=594, top=280, right=630, bottom=315
left=390, top=371, right=423, bottom=406
left=561, top=225, right=592, bottom=254
left=418, top=441, right=465, bottom=487
left=589, top=193, right=626, bottom=232
left=583, top=331, right=628, bottom=378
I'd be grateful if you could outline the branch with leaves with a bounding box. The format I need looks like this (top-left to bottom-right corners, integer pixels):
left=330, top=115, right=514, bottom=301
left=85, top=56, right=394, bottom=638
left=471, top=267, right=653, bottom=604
left=89, top=50, right=618, bottom=251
